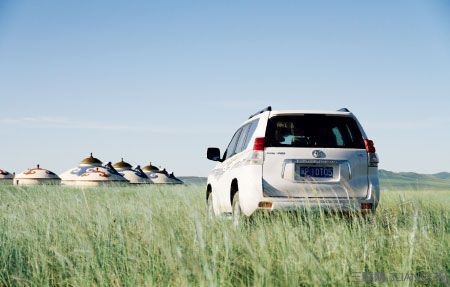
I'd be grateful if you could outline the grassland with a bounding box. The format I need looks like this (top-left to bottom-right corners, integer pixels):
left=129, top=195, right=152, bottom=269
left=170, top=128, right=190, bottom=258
left=0, top=184, right=448, bottom=286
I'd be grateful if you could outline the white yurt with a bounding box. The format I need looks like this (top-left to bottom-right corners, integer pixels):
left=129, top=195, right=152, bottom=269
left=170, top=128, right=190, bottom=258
left=113, top=159, right=152, bottom=184
left=59, top=153, right=129, bottom=186
left=142, top=162, right=181, bottom=184
left=168, top=172, right=184, bottom=185
left=14, top=164, right=61, bottom=186
left=0, top=169, right=14, bottom=185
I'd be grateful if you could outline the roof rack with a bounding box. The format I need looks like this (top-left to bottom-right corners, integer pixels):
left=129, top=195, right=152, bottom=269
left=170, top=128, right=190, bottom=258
left=249, top=106, right=272, bottom=119
left=337, top=108, right=350, bottom=112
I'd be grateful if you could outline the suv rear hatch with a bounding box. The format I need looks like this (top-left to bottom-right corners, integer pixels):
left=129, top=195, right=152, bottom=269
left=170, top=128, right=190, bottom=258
left=262, top=114, right=368, bottom=198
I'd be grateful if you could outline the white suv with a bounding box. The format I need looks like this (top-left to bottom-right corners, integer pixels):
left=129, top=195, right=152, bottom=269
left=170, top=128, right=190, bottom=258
left=206, top=107, right=380, bottom=222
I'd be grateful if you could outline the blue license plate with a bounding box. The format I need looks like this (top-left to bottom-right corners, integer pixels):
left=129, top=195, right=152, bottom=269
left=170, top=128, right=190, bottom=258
left=298, top=166, right=333, bottom=178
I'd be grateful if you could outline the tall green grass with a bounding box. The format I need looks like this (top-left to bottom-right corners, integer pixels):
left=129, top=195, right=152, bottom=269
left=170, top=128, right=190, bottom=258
left=0, top=185, right=448, bottom=286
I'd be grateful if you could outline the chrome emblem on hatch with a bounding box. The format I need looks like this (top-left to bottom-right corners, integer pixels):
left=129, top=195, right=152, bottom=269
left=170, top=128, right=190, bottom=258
left=312, top=150, right=326, bottom=158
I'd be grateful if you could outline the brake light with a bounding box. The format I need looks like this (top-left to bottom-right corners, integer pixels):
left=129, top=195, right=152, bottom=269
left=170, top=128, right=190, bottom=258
left=246, top=137, right=265, bottom=165
left=253, top=137, right=265, bottom=151
left=364, top=139, right=379, bottom=167
left=364, top=139, right=376, bottom=153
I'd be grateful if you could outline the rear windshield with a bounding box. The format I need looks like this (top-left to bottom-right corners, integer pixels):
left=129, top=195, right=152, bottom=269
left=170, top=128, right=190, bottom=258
left=265, top=115, right=365, bottom=149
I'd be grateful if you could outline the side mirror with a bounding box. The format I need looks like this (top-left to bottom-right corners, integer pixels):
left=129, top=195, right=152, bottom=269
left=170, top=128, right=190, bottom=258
left=207, top=147, right=222, bottom=162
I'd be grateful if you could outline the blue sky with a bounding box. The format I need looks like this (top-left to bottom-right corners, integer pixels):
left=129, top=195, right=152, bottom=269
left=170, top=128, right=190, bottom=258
left=0, top=0, right=449, bottom=176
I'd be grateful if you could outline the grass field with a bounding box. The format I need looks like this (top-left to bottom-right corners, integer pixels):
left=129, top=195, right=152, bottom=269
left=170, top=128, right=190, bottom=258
left=0, top=184, right=448, bottom=286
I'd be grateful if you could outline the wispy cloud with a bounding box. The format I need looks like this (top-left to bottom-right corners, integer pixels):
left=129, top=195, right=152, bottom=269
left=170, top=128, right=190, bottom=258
left=0, top=116, right=142, bottom=131
left=0, top=116, right=70, bottom=126
left=0, top=116, right=227, bottom=134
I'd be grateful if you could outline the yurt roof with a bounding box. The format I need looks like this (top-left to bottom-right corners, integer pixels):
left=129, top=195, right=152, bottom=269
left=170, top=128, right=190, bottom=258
left=159, top=168, right=169, bottom=175
left=0, top=169, right=14, bottom=179
left=60, top=162, right=128, bottom=182
left=118, top=166, right=151, bottom=183
left=113, top=158, right=133, bottom=170
left=169, top=172, right=183, bottom=184
left=142, top=162, right=159, bottom=172
left=133, top=165, right=148, bottom=178
left=80, top=153, right=102, bottom=166
left=15, top=164, right=61, bottom=180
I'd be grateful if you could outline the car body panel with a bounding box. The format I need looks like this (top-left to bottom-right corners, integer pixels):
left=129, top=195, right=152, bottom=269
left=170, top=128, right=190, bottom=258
left=206, top=109, right=380, bottom=217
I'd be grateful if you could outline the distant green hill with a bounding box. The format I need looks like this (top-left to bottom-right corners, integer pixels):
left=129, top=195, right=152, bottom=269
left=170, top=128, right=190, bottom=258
left=379, top=170, right=450, bottom=191
left=179, top=177, right=207, bottom=186
left=181, top=170, right=450, bottom=191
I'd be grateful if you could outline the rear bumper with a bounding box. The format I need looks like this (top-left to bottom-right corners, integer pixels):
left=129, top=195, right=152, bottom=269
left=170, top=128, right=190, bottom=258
left=256, top=175, right=380, bottom=214
left=257, top=197, right=376, bottom=213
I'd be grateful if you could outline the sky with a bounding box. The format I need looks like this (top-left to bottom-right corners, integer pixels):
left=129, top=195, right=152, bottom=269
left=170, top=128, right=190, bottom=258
left=0, top=0, right=449, bottom=176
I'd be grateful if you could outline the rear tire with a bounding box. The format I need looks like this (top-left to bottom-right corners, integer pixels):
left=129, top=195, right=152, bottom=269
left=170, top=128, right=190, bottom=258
left=232, top=192, right=242, bottom=227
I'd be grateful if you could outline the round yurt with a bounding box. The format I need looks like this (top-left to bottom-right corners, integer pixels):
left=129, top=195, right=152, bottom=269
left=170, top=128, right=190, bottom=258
left=0, top=169, right=14, bottom=185
left=60, top=153, right=128, bottom=186
left=14, top=164, right=61, bottom=186
left=168, top=172, right=184, bottom=185
left=142, top=163, right=178, bottom=184
left=113, top=159, right=152, bottom=184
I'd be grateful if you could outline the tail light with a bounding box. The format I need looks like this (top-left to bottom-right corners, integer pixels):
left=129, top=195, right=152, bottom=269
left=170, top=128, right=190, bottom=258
left=364, top=139, right=379, bottom=167
left=245, top=137, right=265, bottom=165
left=364, top=139, right=376, bottom=153
left=253, top=137, right=265, bottom=151
left=361, top=202, right=373, bottom=210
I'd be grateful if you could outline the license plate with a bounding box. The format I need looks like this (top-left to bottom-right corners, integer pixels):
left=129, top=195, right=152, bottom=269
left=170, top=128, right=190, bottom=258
left=298, top=166, right=333, bottom=178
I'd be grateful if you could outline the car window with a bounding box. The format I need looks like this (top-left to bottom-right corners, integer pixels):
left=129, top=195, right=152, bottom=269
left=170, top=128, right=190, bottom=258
left=235, top=124, right=250, bottom=154
left=265, top=115, right=364, bottom=149
left=223, top=128, right=242, bottom=160
left=242, top=119, right=259, bottom=149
